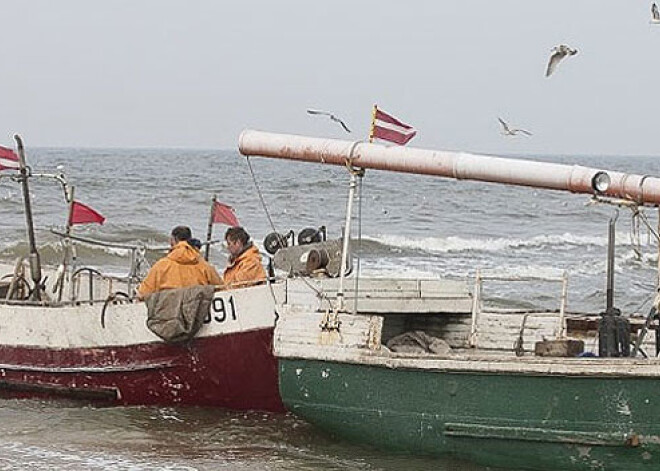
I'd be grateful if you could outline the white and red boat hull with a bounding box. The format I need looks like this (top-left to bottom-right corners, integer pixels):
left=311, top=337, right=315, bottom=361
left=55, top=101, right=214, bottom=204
left=0, top=283, right=285, bottom=411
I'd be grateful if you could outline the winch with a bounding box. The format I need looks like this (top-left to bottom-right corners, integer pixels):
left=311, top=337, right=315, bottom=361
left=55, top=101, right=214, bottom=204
left=262, top=226, right=348, bottom=277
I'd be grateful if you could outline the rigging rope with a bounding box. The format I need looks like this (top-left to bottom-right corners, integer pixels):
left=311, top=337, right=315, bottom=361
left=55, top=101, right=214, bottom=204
left=627, top=205, right=660, bottom=263
left=631, top=209, right=642, bottom=260
left=246, top=156, right=280, bottom=235
left=245, top=155, right=336, bottom=311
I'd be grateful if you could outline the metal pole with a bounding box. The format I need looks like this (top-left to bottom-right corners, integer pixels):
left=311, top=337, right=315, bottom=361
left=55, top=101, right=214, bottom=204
left=469, top=269, right=482, bottom=348
left=337, top=172, right=357, bottom=312
left=368, top=104, right=377, bottom=143
left=204, top=195, right=216, bottom=261
left=606, top=213, right=617, bottom=311
left=57, top=186, right=75, bottom=302
left=657, top=208, right=660, bottom=291
left=14, top=135, right=42, bottom=301
left=558, top=271, right=568, bottom=338
left=238, top=130, right=660, bottom=206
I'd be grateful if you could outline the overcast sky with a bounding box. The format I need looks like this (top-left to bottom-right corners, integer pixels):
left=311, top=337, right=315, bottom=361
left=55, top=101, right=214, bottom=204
left=1, top=1, right=659, bottom=156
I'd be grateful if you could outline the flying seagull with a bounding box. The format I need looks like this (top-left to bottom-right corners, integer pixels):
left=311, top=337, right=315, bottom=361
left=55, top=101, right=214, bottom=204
left=497, top=117, right=532, bottom=137
left=306, top=109, right=351, bottom=133
left=652, top=3, right=660, bottom=23
left=545, top=44, right=578, bottom=77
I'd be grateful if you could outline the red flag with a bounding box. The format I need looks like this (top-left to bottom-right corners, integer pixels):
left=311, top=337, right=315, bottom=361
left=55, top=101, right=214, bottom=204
left=371, top=106, right=417, bottom=145
left=212, top=201, right=240, bottom=226
left=0, top=145, right=19, bottom=171
left=69, top=201, right=106, bottom=226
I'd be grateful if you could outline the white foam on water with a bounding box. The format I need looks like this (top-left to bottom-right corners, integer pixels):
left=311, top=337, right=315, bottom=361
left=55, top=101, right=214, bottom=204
left=620, top=249, right=659, bottom=266
left=361, top=255, right=641, bottom=280
left=0, top=441, right=197, bottom=471
left=367, top=232, right=644, bottom=255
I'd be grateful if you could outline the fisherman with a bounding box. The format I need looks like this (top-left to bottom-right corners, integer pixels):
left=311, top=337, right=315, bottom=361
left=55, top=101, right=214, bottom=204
left=222, top=226, right=267, bottom=289
left=137, top=226, right=222, bottom=299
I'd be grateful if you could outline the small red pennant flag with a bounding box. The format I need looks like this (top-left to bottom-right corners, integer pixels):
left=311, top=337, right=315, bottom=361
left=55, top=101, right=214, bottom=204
left=0, top=145, right=19, bottom=171
left=212, top=201, right=240, bottom=226
left=69, top=201, right=106, bottom=226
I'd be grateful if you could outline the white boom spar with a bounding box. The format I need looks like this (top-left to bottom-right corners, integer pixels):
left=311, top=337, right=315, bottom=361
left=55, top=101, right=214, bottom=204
left=238, top=130, right=660, bottom=205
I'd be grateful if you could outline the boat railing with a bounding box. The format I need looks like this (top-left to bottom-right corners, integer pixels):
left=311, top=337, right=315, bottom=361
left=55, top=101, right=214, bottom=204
left=469, top=269, right=569, bottom=348
left=0, top=258, right=137, bottom=307
left=1, top=257, right=31, bottom=302
left=49, top=229, right=168, bottom=305
left=68, top=267, right=130, bottom=305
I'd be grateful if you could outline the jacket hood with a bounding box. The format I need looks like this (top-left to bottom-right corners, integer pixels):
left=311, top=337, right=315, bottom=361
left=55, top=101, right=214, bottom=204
left=241, top=244, right=261, bottom=259
left=168, top=241, right=201, bottom=265
left=229, top=243, right=260, bottom=265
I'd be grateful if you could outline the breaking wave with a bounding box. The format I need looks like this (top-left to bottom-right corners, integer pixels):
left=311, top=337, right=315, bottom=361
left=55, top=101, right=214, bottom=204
left=0, top=238, right=170, bottom=268
left=363, top=232, right=642, bottom=255
left=362, top=258, right=602, bottom=280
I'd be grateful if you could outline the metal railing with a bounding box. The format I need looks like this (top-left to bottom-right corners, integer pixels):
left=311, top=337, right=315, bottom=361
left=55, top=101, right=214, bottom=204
left=468, top=269, right=569, bottom=348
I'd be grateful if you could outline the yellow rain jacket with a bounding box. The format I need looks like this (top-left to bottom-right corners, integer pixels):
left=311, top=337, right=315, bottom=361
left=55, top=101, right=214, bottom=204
left=222, top=244, right=267, bottom=289
left=138, top=241, right=222, bottom=298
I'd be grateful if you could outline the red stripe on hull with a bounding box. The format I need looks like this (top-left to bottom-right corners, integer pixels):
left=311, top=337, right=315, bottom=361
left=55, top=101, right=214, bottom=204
left=0, top=328, right=284, bottom=412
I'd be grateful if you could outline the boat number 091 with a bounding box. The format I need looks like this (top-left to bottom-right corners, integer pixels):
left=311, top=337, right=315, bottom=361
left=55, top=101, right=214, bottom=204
left=204, top=296, right=238, bottom=324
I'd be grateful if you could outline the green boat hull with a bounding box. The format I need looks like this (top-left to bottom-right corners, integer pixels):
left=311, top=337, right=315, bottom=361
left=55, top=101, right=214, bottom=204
left=280, top=359, right=660, bottom=471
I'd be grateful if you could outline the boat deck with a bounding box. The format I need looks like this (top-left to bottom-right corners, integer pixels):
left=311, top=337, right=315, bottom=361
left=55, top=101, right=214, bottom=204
left=275, top=276, right=660, bottom=377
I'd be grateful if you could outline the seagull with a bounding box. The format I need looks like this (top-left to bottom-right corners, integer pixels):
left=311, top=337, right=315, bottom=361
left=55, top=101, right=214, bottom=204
left=497, top=117, right=532, bottom=137
left=545, top=44, right=578, bottom=77
left=306, top=109, right=351, bottom=133
left=652, top=3, right=660, bottom=23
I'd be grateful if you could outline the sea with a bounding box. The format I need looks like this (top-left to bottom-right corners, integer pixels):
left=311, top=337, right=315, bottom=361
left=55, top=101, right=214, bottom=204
left=0, top=147, right=659, bottom=470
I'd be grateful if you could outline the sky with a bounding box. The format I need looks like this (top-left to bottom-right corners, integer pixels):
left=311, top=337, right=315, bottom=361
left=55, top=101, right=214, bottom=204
left=1, top=1, right=660, bottom=156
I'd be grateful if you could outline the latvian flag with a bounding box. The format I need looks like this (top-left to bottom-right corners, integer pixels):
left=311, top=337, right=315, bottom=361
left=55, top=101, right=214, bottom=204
left=0, top=146, right=19, bottom=171
left=371, top=106, right=417, bottom=145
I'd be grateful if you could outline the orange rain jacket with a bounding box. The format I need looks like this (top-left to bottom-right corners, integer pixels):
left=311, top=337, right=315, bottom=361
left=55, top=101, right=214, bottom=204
left=222, top=244, right=267, bottom=289
left=138, top=241, right=222, bottom=298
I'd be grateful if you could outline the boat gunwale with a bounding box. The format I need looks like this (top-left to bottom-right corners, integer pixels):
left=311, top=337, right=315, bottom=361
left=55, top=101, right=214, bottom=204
left=275, top=344, right=660, bottom=378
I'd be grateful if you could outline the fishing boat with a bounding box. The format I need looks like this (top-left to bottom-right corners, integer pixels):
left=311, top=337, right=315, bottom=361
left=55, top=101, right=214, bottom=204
left=0, top=136, right=285, bottom=410
left=239, top=129, right=660, bottom=471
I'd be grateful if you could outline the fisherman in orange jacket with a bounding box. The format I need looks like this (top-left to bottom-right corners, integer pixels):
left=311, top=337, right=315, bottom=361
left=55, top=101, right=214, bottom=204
left=222, top=226, right=267, bottom=289
left=138, top=226, right=222, bottom=299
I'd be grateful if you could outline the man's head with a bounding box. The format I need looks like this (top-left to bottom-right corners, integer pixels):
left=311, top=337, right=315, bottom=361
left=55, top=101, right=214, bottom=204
left=225, top=226, right=250, bottom=257
left=170, top=225, right=192, bottom=247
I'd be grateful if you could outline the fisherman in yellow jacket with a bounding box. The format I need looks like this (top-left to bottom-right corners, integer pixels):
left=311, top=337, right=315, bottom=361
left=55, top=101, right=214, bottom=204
left=138, top=226, right=222, bottom=299
left=222, top=226, right=267, bottom=289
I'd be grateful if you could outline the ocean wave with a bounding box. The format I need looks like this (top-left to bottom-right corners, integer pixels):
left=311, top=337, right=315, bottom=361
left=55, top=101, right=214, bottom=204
left=620, top=250, right=659, bottom=267
left=364, top=232, right=643, bottom=255
left=361, top=253, right=653, bottom=280
left=360, top=259, right=569, bottom=280
left=0, top=239, right=167, bottom=268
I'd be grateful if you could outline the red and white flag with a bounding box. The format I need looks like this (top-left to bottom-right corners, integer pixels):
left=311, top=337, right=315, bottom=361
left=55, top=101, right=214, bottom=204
left=212, top=201, right=240, bottom=227
left=371, top=106, right=417, bottom=145
left=0, top=145, right=19, bottom=171
left=69, top=201, right=106, bottom=226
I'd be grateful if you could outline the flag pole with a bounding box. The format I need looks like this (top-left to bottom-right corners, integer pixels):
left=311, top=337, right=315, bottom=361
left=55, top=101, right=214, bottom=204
left=368, top=104, right=377, bottom=144
left=65, top=186, right=75, bottom=239
left=204, top=195, right=216, bottom=261
left=57, top=186, right=75, bottom=302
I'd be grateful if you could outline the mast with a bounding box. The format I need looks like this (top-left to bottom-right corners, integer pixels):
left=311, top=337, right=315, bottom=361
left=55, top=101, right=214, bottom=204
left=204, top=195, right=216, bottom=261
left=238, top=130, right=660, bottom=205
left=14, top=134, right=42, bottom=301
